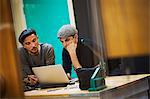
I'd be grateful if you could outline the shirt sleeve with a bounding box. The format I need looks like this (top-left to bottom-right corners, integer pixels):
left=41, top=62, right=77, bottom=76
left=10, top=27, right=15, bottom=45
left=44, top=43, right=55, bottom=65
left=18, top=47, right=33, bottom=79
left=62, top=48, right=72, bottom=74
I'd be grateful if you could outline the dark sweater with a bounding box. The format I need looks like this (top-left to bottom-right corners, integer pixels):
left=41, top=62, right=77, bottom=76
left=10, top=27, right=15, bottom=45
left=19, top=43, right=55, bottom=78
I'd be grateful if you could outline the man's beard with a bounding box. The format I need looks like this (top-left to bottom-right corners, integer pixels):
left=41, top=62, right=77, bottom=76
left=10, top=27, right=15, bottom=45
left=30, top=47, right=39, bottom=55
left=30, top=51, right=39, bottom=55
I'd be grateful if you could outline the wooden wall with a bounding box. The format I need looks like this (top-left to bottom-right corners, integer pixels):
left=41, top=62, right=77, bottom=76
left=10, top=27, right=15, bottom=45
left=0, top=0, right=24, bottom=98
left=99, top=0, right=150, bottom=58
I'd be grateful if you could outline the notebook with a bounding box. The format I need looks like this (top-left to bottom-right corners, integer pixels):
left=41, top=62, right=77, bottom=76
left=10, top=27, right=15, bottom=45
left=32, top=64, right=70, bottom=88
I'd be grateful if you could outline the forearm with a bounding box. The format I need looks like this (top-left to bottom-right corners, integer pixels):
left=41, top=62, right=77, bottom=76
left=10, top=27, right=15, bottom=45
left=66, top=42, right=82, bottom=69
left=69, top=51, right=82, bottom=69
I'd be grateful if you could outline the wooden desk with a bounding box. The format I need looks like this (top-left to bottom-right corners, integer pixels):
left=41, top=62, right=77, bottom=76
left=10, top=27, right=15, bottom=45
left=25, top=74, right=150, bottom=99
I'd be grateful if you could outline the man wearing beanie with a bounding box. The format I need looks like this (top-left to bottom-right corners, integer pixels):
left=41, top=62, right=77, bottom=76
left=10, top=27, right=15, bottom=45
left=18, top=28, right=55, bottom=91
left=57, top=24, right=100, bottom=90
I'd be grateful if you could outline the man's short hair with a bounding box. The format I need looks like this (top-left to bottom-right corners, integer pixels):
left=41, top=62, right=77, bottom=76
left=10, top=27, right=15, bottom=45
left=19, top=28, right=37, bottom=44
left=57, top=24, right=78, bottom=39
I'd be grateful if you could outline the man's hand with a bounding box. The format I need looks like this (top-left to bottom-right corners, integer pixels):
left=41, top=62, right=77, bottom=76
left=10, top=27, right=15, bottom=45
left=66, top=42, right=77, bottom=54
left=28, top=75, right=38, bottom=85
left=24, top=75, right=38, bottom=86
left=66, top=73, right=71, bottom=80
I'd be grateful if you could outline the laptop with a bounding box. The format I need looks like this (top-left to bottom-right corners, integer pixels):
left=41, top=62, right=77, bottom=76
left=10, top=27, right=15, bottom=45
left=32, top=64, right=70, bottom=88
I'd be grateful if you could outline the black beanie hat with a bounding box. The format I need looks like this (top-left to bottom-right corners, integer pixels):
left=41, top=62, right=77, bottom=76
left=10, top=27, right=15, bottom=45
left=19, top=28, right=36, bottom=44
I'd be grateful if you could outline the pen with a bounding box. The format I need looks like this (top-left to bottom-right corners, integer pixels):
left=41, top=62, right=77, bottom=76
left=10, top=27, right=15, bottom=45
left=47, top=89, right=60, bottom=92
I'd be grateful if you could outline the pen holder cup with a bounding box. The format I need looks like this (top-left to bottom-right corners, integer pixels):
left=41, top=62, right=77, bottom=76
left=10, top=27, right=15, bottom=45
left=88, top=67, right=106, bottom=91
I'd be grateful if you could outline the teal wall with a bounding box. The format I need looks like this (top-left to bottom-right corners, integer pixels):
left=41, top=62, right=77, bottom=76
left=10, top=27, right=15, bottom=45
left=23, top=0, right=70, bottom=64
